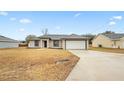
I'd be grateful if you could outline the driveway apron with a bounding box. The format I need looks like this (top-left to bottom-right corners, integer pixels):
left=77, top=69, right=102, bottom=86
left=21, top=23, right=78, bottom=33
left=66, top=50, right=124, bottom=81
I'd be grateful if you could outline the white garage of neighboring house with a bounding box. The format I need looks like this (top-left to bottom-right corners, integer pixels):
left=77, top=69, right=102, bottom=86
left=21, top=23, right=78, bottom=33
left=28, top=34, right=89, bottom=50
left=0, top=35, right=19, bottom=48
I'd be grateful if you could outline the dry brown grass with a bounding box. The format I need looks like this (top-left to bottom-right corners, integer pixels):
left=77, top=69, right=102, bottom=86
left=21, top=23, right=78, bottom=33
left=89, top=47, right=124, bottom=54
left=0, top=48, right=79, bottom=81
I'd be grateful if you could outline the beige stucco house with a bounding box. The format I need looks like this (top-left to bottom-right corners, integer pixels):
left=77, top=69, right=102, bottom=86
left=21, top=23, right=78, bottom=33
left=28, top=34, right=89, bottom=50
left=92, top=33, right=124, bottom=49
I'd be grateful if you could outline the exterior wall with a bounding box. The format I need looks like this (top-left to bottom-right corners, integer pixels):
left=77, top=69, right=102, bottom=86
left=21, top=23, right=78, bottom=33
left=39, top=40, right=42, bottom=48
left=62, top=40, right=66, bottom=49
left=0, top=42, right=19, bottom=48
left=41, top=39, right=49, bottom=48
left=112, top=40, right=122, bottom=48
left=120, top=37, right=124, bottom=48
left=28, top=39, right=89, bottom=50
left=49, top=40, right=52, bottom=48
left=50, top=40, right=62, bottom=48
left=28, top=41, right=35, bottom=47
left=92, top=35, right=113, bottom=48
left=28, top=39, right=50, bottom=48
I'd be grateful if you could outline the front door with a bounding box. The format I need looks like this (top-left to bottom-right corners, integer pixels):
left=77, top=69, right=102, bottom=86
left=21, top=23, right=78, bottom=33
left=44, top=41, right=47, bottom=48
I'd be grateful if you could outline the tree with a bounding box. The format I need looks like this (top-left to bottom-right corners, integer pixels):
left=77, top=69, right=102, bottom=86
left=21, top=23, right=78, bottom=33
left=25, top=35, right=36, bottom=43
left=102, top=31, right=115, bottom=34
left=42, top=28, right=48, bottom=35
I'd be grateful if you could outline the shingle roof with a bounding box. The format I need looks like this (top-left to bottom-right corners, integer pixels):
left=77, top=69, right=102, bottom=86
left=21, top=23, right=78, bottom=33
left=28, top=37, right=40, bottom=40
left=0, top=35, right=19, bottom=43
left=102, top=33, right=124, bottom=40
left=40, top=34, right=88, bottom=40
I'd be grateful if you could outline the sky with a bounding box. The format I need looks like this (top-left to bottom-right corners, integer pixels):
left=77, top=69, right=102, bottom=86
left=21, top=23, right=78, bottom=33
left=0, top=11, right=124, bottom=40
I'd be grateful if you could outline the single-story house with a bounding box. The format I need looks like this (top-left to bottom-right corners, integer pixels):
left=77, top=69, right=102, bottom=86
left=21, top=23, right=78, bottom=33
left=0, top=35, right=19, bottom=48
left=28, top=34, right=89, bottom=50
left=92, top=33, right=124, bottom=48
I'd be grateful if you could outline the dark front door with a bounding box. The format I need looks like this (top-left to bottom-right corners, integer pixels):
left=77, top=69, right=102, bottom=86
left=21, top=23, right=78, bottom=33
left=44, top=41, right=47, bottom=48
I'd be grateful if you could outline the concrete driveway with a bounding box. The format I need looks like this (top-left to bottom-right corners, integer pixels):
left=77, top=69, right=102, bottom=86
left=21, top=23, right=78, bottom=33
left=66, top=50, right=124, bottom=81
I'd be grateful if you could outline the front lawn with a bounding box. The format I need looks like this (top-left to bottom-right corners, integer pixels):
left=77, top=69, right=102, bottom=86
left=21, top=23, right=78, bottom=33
left=89, top=47, right=124, bottom=54
left=0, top=48, right=79, bottom=80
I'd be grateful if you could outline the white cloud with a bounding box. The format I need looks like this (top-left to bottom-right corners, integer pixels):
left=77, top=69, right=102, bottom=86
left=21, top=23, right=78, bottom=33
left=74, top=13, right=81, bottom=17
left=110, top=16, right=123, bottom=20
left=109, top=21, right=116, bottom=25
left=10, top=17, right=16, bottom=21
left=113, top=16, right=122, bottom=20
left=109, top=16, right=122, bottom=27
left=19, top=18, right=32, bottom=24
left=55, top=26, right=61, bottom=30
left=19, top=28, right=25, bottom=32
left=0, top=11, right=8, bottom=16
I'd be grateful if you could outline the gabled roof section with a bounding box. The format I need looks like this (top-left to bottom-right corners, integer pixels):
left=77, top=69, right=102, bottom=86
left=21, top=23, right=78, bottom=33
left=28, top=37, right=40, bottom=40
left=0, top=35, right=19, bottom=43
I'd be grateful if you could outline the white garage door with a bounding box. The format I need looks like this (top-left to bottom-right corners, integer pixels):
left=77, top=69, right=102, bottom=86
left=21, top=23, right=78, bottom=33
left=0, top=42, right=19, bottom=48
left=66, top=40, right=86, bottom=49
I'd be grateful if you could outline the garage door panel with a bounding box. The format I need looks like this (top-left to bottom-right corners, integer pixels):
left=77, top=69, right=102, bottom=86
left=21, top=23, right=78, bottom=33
left=66, top=40, right=85, bottom=49
left=0, top=42, right=18, bottom=48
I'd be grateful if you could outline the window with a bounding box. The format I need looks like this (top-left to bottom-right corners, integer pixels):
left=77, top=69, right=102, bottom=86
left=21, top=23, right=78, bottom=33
left=53, top=40, right=59, bottom=47
left=35, top=40, right=39, bottom=46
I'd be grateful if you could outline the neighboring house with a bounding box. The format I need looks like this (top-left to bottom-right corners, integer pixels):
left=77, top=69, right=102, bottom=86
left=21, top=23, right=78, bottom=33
left=0, top=35, right=19, bottom=48
left=28, top=34, right=89, bottom=50
left=82, top=34, right=96, bottom=45
left=19, top=41, right=27, bottom=47
left=92, top=33, right=124, bottom=48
